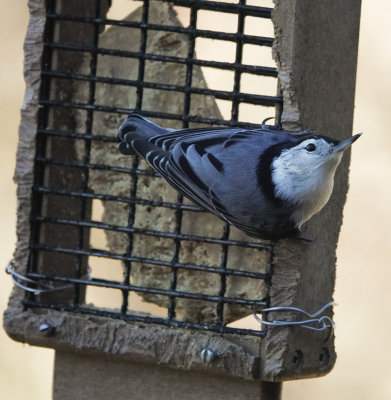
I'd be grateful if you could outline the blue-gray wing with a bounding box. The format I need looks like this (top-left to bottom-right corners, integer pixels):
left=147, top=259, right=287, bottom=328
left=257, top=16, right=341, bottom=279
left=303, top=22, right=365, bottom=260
left=135, top=128, right=249, bottom=216
left=130, top=131, right=269, bottom=235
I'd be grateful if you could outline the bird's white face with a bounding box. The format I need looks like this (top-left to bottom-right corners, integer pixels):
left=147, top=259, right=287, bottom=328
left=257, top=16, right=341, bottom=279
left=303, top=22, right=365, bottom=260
left=271, top=136, right=350, bottom=226
left=279, top=137, right=341, bottom=172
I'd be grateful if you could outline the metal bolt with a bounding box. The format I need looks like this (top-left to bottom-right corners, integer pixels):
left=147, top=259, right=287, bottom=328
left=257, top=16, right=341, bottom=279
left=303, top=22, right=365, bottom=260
left=39, top=323, right=55, bottom=337
left=200, top=348, right=216, bottom=364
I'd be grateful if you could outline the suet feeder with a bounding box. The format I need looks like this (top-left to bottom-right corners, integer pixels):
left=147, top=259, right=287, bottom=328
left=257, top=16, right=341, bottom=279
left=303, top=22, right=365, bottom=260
left=4, top=1, right=361, bottom=398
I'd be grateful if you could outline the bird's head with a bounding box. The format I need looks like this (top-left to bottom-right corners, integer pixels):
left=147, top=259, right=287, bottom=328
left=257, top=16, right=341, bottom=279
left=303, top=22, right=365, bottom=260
left=279, top=133, right=361, bottom=173
left=271, top=133, right=361, bottom=221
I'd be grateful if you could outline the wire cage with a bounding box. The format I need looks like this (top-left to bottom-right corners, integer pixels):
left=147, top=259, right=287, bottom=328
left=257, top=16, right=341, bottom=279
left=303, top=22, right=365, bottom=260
left=19, top=0, right=282, bottom=337
left=5, top=0, right=362, bottom=389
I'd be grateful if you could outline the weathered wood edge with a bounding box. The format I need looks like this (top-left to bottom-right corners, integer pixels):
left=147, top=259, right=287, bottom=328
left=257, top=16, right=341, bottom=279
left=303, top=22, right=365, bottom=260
left=4, top=306, right=260, bottom=380
left=6, top=0, right=44, bottom=311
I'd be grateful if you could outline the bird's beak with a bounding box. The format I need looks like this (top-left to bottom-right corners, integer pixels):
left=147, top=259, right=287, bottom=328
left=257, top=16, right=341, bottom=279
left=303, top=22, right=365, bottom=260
left=333, top=133, right=362, bottom=153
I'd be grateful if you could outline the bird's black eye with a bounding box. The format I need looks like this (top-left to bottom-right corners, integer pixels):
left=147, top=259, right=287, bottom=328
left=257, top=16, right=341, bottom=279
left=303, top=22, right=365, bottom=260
left=305, top=143, right=316, bottom=152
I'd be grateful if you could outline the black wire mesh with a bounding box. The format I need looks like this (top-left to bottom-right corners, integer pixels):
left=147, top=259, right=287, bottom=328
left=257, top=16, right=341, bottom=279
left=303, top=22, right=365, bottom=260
left=23, top=0, right=282, bottom=337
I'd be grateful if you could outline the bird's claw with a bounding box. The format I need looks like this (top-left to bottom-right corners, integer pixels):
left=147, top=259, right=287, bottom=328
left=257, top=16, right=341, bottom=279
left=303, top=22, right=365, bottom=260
left=297, top=236, right=316, bottom=243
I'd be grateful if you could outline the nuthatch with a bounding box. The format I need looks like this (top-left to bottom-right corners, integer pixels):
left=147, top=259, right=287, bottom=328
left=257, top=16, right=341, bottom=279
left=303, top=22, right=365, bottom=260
left=118, top=114, right=361, bottom=240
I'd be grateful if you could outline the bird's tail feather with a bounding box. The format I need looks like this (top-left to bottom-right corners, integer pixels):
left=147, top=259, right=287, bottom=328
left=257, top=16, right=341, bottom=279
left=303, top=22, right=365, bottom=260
left=118, top=114, right=169, bottom=155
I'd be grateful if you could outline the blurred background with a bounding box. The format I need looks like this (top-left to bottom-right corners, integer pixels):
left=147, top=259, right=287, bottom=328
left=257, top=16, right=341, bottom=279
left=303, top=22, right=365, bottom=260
left=1, top=1, right=390, bottom=399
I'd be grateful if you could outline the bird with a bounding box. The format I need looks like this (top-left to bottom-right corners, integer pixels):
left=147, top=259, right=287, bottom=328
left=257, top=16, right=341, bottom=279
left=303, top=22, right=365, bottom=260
left=118, top=114, right=361, bottom=241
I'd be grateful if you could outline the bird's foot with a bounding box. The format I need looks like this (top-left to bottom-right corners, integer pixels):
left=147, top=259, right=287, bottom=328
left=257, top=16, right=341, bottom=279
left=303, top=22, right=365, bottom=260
left=291, top=229, right=316, bottom=243
left=297, top=236, right=316, bottom=243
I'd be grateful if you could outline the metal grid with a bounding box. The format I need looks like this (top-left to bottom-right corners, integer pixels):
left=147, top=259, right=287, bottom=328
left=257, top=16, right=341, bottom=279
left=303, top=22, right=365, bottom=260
left=23, top=0, right=282, bottom=337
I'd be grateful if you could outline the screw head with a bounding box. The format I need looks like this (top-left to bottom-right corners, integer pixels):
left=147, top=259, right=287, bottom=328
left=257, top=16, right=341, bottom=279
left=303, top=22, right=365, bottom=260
left=39, top=323, right=55, bottom=337
left=200, top=348, right=215, bottom=364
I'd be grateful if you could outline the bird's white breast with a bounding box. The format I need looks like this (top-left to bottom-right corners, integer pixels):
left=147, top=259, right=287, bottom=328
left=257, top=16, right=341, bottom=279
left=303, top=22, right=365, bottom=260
left=271, top=153, right=341, bottom=227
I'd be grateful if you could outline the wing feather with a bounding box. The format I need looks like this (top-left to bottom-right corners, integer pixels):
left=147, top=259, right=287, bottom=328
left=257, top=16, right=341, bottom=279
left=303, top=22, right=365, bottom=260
left=140, top=138, right=262, bottom=239
left=129, top=127, right=262, bottom=231
left=149, top=127, right=247, bottom=151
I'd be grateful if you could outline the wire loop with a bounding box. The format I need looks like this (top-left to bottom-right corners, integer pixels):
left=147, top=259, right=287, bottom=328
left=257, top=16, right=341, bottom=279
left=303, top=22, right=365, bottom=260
left=5, top=261, right=73, bottom=294
left=253, top=302, right=336, bottom=338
